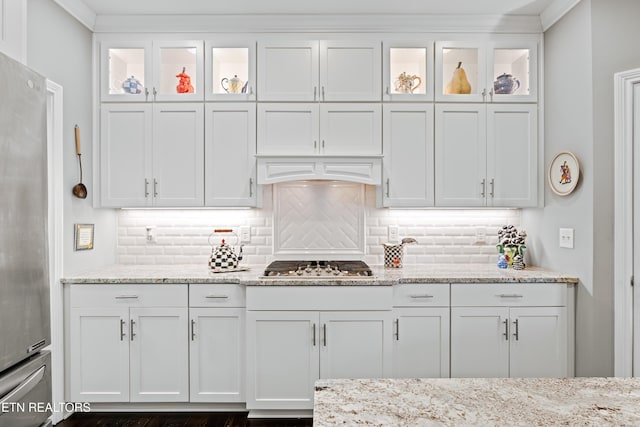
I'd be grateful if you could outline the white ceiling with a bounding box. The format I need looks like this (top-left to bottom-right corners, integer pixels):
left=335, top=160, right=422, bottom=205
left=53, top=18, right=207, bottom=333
left=79, top=0, right=556, bottom=16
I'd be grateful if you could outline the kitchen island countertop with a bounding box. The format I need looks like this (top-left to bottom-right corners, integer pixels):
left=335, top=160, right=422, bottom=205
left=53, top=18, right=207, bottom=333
left=313, top=377, right=640, bottom=426
left=61, top=263, right=577, bottom=285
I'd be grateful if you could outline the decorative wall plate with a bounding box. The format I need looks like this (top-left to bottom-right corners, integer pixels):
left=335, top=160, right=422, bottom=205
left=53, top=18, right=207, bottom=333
left=548, top=151, right=580, bottom=196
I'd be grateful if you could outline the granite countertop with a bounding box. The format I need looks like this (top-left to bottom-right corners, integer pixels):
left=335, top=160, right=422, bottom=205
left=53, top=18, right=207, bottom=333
left=313, top=377, right=640, bottom=426
left=61, top=263, right=578, bottom=285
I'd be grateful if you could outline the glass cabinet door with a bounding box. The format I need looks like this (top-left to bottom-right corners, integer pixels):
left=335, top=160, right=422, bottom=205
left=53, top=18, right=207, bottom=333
left=153, top=40, right=204, bottom=101
left=101, top=41, right=152, bottom=102
left=488, top=41, right=537, bottom=102
left=435, top=41, right=486, bottom=102
left=383, top=42, right=434, bottom=101
left=205, top=40, right=256, bottom=101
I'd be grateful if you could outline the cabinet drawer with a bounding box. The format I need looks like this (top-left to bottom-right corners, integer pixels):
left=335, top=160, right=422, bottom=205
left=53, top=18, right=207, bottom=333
left=393, top=284, right=449, bottom=307
left=70, top=284, right=187, bottom=308
left=247, top=286, right=392, bottom=311
left=189, top=284, right=246, bottom=307
left=451, top=283, right=566, bottom=307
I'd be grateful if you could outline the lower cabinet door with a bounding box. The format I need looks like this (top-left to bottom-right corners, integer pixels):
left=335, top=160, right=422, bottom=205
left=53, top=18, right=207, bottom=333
left=319, top=311, right=392, bottom=380
left=246, top=311, right=319, bottom=410
left=509, top=307, right=567, bottom=378
left=129, top=307, right=189, bottom=402
left=451, top=307, right=509, bottom=378
left=69, top=308, right=130, bottom=402
left=392, top=307, right=450, bottom=378
left=189, top=307, right=245, bottom=402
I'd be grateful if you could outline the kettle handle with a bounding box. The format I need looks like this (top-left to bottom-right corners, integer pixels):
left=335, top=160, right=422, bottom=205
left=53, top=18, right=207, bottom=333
left=411, top=76, right=422, bottom=93
left=221, top=78, right=229, bottom=93
left=208, top=229, right=238, bottom=246
left=514, top=79, right=521, bottom=91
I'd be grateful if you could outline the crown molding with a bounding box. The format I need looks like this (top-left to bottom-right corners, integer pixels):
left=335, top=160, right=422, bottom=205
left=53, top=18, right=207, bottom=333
left=52, top=0, right=96, bottom=30
left=540, top=0, right=582, bottom=31
left=91, top=13, right=542, bottom=34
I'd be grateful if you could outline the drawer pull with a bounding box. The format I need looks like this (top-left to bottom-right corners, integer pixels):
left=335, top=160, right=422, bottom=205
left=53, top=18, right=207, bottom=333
left=130, top=320, right=136, bottom=341
left=312, top=323, right=316, bottom=346
left=191, top=319, right=196, bottom=341
left=409, top=294, right=434, bottom=299
left=115, top=295, right=139, bottom=299
left=513, top=318, right=519, bottom=341
left=497, top=294, right=524, bottom=298
left=395, top=318, right=400, bottom=341
left=502, top=318, right=509, bottom=340
left=205, top=295, right=229, bottom=299
left=120, top=319, right=126, bottom=341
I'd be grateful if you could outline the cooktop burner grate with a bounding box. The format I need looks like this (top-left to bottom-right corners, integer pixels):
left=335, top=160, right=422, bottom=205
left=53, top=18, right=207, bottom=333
left=263, top=260, right=373, bottom=277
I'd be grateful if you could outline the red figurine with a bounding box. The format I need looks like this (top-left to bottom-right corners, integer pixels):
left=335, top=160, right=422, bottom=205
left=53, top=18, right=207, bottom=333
left=176, top=67, right=194, bottom=93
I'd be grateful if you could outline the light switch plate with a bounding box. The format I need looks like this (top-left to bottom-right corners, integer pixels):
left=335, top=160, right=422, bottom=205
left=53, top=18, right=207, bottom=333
left=559, top=228, right=574, bottom=249
left=239, top=226, right=251, bottom=243
left=388, top=225, right=399, bottom=243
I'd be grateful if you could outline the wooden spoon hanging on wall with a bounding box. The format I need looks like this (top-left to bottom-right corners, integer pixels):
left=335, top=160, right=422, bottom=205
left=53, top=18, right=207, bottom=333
left=72, top=125, right=88, bottom=199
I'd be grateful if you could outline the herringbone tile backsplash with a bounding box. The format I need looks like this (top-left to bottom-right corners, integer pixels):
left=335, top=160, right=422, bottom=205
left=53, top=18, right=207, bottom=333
left=117, top=182, right=521, bottom=266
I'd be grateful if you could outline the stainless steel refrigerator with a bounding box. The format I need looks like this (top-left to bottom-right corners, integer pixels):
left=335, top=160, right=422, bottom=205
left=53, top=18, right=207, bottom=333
left=0, top=52, right=52, bottom=427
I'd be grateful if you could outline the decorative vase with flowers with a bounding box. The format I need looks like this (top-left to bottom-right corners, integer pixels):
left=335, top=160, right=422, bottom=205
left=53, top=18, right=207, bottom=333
left=496, top=225, right=527, bottom=268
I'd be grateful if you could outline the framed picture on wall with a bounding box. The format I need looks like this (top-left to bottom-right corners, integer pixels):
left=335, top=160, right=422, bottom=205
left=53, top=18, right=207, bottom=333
left=74, top=223, right=94, bottom=251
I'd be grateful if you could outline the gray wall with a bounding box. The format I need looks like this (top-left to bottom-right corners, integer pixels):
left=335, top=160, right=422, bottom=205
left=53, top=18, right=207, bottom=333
left=27, top=0, right=116, bottom=274
left=523, top=0, right=640, bottom=376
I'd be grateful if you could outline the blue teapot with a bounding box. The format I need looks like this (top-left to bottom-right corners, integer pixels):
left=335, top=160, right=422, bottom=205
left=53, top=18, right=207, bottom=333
left=493, top=73, right=520, bottom=95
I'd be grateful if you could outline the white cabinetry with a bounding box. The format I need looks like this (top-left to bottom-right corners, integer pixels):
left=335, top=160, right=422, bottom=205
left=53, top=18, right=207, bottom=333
left=383, top=42, right=434, bottom=101
left=205, top=39, right=256, bottom=101
left=205, top=103, right=256, bottom=206
left=435, top=40, right=538, bottom=103
left=382, top=104, right=434, bottom=207
left=100, top=39, right=204, bottom=102
left=189, top=285, right=245, bottom=403
left=450, top=283, right=573, bottom=378
left=435, top=103, right=537, bottom=207
left=257, top=103, right=381, bottom=156
left=69, top=285, right=189, bottom=403
left=246, top=286, right=392, bottom=412
left=392, top=285, right=449, bottom=378
left=258, top=40, right=381, bottom=101
left=100, top=103, right=204, bottom=207
left=0, top=0, right=25, bottom=63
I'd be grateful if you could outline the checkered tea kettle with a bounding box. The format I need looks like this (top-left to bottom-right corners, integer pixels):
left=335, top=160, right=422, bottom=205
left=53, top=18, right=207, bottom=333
left=383, top=237, right=417, bottom=268
left=208, top=229, right=243, bottom=271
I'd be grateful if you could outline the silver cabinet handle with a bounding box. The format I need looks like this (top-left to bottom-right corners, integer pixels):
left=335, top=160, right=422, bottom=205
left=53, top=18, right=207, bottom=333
left=323, top=324, right=327, bottom=347
left=386, top=86, right=390, bottom=95
left=410, top=294, right=434, bottom=299
left=153, top=179, right=158, bottom=197
left=321, top=140, right=325, bottom=150
left=490, top=178, right=495, bottom=198
left=120, top=319, right=126, bottom=341
left=144, top=179, right=149, bottom=198
left=314, top=86, right=317, bottom=101
left=152, top=87, right=157, bottom=102
left=314, top=140, right=317, bottom=151
left=145, top=87, right=149, bottom=102
left=395, top=319, right=400, bottom=341
left=249, top=177, right=253, bottom=197
left=386, top=178, right=390, bottom=197
left=502, top=318, right=509, bottom=341
left=249, top=86, right=254, bottom=95
left=513, top=319, right=519, bottom=341
left=191, top=319, right=196, bottom=341
left=312, top=323, right=316, bottom=346
left=205, top=295, right=229, bottom=299
left=490, top=88, right=494, bottom=102
left=321, top=86, right=325, bottom=101
left=482, top=88, right=487, bottom=101
left=497, top=294, right=524, bottom=298
left=481, top=179, right=486, bottom=197
left=115, top=295, right=139, bottom=299
left=130, top=319, right=136, bottom=341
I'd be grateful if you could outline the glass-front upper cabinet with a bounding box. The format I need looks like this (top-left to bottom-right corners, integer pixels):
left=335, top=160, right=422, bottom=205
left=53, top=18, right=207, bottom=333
left=152, top=40, right=204, bottom=102
left=205, top=40, right=256, bottom=101
left=100, top=39, right=204, bottom=102
left=101, top=41, right=153, bottom=102
left=383, top=42, right=434, bottom=101
left=435, top=39, right=537, bottom=103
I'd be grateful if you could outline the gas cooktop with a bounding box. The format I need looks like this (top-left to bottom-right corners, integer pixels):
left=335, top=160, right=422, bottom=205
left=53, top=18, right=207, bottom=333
left=263, top=260, right=373, bottom=278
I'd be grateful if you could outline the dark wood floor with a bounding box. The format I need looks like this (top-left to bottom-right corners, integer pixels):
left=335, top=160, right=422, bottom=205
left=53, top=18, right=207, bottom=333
left=56, top=412, right=313, bottom=427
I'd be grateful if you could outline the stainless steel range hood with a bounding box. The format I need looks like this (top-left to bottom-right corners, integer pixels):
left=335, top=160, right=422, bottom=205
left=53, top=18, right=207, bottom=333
left=256, top=155, right=382, bottom=185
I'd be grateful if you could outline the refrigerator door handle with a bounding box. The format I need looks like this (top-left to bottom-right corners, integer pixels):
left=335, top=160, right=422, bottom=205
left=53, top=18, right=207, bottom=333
left=0, top=365, right=46, bottom=407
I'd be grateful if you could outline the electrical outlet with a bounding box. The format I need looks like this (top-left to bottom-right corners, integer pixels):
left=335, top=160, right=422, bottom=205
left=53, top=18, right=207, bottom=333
left=145, top=226, right=156, bottom=244
left=559, top=228, right=574, bottom=249
left=475, top=227, right=487, bottom=245
left=388, top=225, right=399, bottom=243
left=239, top=226, right=251, bottom=243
